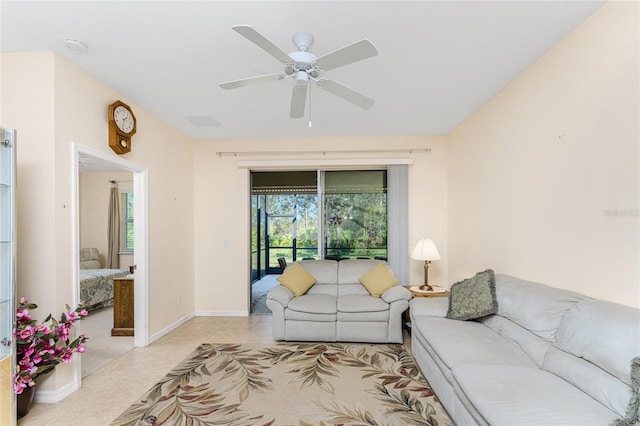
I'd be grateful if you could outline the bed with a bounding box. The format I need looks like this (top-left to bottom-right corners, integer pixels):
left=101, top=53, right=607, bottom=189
left=79, top=248, right=129, bottom=312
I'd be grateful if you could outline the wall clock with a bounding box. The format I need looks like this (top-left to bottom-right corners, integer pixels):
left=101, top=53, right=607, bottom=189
left=108, top=100, right=137, bottom=154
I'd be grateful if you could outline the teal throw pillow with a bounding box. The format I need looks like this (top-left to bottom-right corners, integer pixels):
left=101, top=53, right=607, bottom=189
left=446, top=269, right=498, bottom=321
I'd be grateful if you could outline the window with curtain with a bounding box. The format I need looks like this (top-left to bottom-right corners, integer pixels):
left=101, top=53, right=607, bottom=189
left=120, top=192, right=134, bottom=253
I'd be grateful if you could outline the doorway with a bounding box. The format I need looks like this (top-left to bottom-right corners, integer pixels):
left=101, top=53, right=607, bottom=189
left=72, top=144, right=149, bottom=382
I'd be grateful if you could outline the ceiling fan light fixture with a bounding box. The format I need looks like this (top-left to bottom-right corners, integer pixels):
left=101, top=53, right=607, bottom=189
left=284, top=64, right=296, bottom=76
left=289, top=51, right=316, bottom=70
left=294, top=70, right=309, bottom=86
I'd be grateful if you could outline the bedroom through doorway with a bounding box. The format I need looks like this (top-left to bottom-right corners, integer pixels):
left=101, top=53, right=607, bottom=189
left=74, top=146, right=149, bottom=381
left=78, top=170, right=134, bottom=377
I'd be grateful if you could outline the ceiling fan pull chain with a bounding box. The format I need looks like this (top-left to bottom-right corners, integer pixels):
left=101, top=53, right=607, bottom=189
left=308, top=83, right=313, bottom=128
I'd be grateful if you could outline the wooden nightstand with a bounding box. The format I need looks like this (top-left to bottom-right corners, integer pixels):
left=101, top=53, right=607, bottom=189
left=403, top=285, right=450, bottom=333
left=112, top=277, right=134, bottom=336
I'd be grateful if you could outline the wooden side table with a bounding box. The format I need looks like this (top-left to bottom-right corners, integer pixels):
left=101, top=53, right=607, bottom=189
left=112, top=277, right=134, bottom=336
left=403, top=285, right=450, bottom=333
left=405, top=285, right=451, bottom=299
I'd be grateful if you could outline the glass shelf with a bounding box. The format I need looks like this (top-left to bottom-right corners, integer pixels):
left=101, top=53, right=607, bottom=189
left=0, top=293, right=11, bottom=361
left=0, top=128, right=16, bottom=423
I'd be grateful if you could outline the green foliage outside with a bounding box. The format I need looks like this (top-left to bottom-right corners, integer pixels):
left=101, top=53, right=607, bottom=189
left=252, top=191, right=387, bottom=267
left=121, top=192, right=134, bottom=252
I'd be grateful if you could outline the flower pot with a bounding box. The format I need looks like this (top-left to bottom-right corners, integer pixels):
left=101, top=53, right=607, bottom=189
left=17, top=385, right=35, bottom=419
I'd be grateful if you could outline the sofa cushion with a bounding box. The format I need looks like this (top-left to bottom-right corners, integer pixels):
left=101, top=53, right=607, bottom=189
left=379, top=285, right=410, bottom=304
left=337, top=310, right=390, bottom=322
left=413, top=316, right=537, bottom=384
left=338, top=294, right=389, bottom=313
left=277, top=263, right=317, bottom=296
left=285, top=309, right=337, bottom=322
left=299, top=259, right=338, bottom=284
left=543, top=300, right=640, bottom=420
left=554, top=300, right=640, bottom=386
left=301, top=260, right=340, bottom=297
left=338, top=259, right=384, bottom=284
left=337, top=295, right=390, bottom=322
left=494, top=274, right=590, bottom=341
left=410, top=297, right=449, bottom=319
left=358, top=263, right=399, bottom=297
left=446, top=269, right=498, bottom=320
left=543, top=346, right=633, bottom=420
left=480, top=315, right=552, bottom=366
left=287, top=294, right=336, bottom=315
left=452, top=364, right=618, bottom=425
left=266, top=285, right=294, bottom=307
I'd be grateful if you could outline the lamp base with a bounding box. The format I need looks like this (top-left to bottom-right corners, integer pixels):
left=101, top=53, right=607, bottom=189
left=419, top=284, right=434, bottom=291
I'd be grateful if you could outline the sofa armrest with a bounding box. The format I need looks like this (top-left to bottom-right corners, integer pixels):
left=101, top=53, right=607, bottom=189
left=410, top=297, right=449, bottom=319
left=267, top=285, right=294, bottom=307
left=381, top=285, right=412, bottom=303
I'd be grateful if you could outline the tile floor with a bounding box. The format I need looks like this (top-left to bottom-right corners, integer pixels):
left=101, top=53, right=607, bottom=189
left=18, top=315, right=412, bottom=426
left=79, top=307, right=134, bottom=378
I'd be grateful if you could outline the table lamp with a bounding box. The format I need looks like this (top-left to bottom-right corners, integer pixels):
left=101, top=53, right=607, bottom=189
left=411, top=238, right=441, bottom=291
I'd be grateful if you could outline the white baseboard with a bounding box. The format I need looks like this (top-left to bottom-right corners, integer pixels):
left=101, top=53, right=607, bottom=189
left=195, top=310, right=249, bottom=317
left=148, top=312, right=195, bottom=344
left=34, top=379, right=80, bottom=404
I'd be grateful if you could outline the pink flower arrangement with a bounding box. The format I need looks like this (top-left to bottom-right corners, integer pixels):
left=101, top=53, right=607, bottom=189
left=13, top=297, right=89, bottom=394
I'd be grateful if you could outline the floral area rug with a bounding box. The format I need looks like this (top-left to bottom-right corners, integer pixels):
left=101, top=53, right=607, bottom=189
left=110, top=342, right=454, bottom=426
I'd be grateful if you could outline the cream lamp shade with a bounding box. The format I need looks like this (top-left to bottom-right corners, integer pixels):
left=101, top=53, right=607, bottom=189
left=411, top=238, right=441, bottom=290
left=411, top=238, right=441, bottom=261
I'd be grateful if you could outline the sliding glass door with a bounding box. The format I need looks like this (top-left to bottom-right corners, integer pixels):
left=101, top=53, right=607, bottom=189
left=250, top=169, right=388, bottom=280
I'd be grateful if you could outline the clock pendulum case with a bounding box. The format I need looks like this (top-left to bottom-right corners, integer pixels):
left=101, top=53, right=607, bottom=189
left=108, top=100, right=136, bottom=154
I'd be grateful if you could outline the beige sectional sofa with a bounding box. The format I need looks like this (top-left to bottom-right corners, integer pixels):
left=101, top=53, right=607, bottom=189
left=410, top=273, right=640, bottom=425
left=266, top=259, right=411, bottom=343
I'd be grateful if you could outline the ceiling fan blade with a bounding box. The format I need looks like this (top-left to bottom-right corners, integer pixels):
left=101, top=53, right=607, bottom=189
left=314, top=39, right=378, bottom=71
left=290, top=84, right=308, bottom=118
left=317, top=79, right=375, bottom=110
left=219, top=73, right=284, bottom=90
left=232, top=25, right=292, bottom=64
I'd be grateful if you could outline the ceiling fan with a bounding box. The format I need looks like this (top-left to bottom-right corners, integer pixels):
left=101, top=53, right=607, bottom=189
left=219, top=25, right=379, bottom=119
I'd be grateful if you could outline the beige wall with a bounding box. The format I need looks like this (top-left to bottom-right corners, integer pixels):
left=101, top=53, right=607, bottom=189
left=1, top=52, right=57, bottom=312
left=193, top=136, right=448, bottom=313
left=448, top=1, right=639, bottom=307
left=79, top=172, right=133, bottom=268
left=1, top=52, right=195, bottom=394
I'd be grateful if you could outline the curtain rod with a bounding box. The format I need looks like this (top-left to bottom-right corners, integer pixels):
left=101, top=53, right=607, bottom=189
left=216, top=148, right=431, bottom=157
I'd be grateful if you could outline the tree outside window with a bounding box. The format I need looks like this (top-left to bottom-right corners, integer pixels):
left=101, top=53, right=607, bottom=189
left=120, top=192, right=134, bottom=252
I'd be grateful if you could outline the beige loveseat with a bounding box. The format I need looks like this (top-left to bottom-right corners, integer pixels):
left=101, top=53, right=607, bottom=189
left=266, top=259, right=411, bottom=343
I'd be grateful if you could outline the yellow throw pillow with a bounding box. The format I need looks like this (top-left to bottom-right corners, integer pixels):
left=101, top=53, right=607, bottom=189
left=359, top=263, right=399, bottom=297
left=276, top=263, right=317, bottom=296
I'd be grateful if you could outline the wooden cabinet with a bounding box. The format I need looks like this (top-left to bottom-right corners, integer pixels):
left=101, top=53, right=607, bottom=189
left=111, top=278, right=134, bottom=336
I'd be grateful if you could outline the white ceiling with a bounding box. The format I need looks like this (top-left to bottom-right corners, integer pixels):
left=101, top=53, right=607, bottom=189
left=1, top=1, right=605, bottom=141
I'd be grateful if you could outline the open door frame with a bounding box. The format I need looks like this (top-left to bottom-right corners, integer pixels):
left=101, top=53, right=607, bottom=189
left=71, top=143, right=149, bottom=382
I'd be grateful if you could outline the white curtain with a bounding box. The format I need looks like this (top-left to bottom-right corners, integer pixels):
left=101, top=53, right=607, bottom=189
left=387, top=165, right=409, bottom=284
left=107, top=181, right=120, bottom=269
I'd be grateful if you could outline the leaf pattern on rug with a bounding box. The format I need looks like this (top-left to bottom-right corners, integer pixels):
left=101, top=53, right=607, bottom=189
left=200, top=343, right=274, bottom=402
left=111, top=343, right=454, bottom=426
